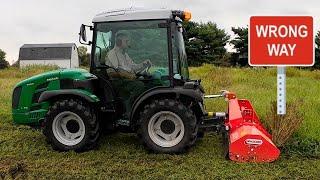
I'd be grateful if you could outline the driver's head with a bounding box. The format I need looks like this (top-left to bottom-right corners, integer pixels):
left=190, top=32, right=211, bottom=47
left=115, top=33, right=130, bottom=49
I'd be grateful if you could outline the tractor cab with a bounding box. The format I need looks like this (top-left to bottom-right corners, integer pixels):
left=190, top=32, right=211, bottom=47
left=80, top=8, right=196, bottom=121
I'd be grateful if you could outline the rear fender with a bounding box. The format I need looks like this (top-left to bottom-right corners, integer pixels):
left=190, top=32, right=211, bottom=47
left=130, top=87, right=205, bottom=127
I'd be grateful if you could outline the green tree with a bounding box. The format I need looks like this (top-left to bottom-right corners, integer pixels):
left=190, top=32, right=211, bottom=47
left=11, top=60, right=20, bottom=67
left=230, top=27, right=248, bottom=66
left=78, top=46, right=90, bottom=66
left=184, top=21, right=230, bottom=66
left=315, top=31, right=320, bottom=69
left=0, top=49, right=9, bottom=69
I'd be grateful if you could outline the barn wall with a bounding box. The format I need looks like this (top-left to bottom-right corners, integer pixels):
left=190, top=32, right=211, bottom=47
left=20, top=59, right=71, bottom=68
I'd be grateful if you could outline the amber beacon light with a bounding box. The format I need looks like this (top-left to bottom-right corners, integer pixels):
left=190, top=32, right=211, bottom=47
left=183, top=10, right=192, bottom=21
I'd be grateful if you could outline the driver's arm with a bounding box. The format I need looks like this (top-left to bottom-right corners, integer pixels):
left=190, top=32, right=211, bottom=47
left=108, top=69, right=136, bottom=79
left=125, top=54, right=145, bottom=73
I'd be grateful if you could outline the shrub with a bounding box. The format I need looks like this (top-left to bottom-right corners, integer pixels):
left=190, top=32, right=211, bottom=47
left=0, top=49, right=9, bottom=69
left=11, top=60, right=19, bottom=68
left=0, top=59, right=9, bottom=69
left=265, top=100, right=304, bottom=147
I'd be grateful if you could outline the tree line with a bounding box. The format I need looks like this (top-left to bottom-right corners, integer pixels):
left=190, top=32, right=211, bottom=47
left=1, top=20, right=320, bottom=69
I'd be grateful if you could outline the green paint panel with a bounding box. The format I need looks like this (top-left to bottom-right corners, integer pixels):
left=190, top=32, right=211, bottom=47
left=12, top=68, right=99, bottom=125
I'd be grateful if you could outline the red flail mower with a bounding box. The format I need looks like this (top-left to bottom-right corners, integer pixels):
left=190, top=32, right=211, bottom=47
left=205, top=91, right=280, bottom=163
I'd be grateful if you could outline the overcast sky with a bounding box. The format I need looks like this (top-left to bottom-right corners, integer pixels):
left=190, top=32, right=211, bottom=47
left=1, top=0, right=320, bottom=64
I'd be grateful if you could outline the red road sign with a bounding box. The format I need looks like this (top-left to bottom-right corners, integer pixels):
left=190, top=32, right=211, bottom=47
left=249, top=16, right=314, bottom=66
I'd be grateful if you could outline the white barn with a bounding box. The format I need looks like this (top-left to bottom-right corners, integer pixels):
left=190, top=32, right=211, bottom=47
left=19, top=43, right=79, bottom=68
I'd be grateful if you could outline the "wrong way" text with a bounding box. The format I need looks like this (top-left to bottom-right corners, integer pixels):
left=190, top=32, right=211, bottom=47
left=255, top=25, right=308, bottom=56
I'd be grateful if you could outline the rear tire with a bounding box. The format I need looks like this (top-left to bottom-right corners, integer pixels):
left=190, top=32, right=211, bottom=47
left=43, top=99, right=100, bottom=152
left=137, top=99, right=197, bottom=153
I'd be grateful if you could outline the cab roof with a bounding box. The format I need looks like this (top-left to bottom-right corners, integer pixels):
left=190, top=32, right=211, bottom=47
left=92, top=8, right=175, bottom=23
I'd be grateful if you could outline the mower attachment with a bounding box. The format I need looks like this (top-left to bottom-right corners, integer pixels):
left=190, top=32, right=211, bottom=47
left=224, top=92, right=280, bottom=162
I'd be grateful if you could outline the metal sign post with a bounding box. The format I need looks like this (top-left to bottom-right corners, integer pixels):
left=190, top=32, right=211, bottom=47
left=277, top=67, right=286, bottom=115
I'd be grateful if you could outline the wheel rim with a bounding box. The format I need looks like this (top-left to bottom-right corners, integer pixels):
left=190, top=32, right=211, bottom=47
left=148, top=111, right=185, bottom=148
left=52, top=111, right=85, bottom=146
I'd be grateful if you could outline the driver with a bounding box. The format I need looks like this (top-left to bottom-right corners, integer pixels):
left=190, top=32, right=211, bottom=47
left=106, top=33, right=151, bottom=79
left=105, top=33, right=151, bottom=119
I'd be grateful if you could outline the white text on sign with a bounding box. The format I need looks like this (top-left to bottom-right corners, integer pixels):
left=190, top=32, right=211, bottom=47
left=255, top=25, right=308, bottom=57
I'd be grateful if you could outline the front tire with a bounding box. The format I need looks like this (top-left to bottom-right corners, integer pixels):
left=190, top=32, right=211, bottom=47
left=43, top=99, right=100, bottom=152
left=138, top=99, right=197, bottom=153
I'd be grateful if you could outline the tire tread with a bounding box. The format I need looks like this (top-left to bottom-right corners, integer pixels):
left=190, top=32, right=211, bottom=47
left=137, top=99, right=197, bottom=153
left=43, top=99, right=100, bottom=152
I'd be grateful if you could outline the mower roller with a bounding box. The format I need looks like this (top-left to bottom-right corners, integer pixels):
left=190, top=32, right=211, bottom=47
left=12, top=8, right=280, bottom=163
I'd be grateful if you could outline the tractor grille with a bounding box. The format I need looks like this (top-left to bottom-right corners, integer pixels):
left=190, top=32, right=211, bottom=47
left=29, top=111, right=46, bottom=120
left=32, top=92, right=42, bottom=103
left=12, top=86, right=22, bottom=109
left=30, top=104, right=42, bottom=111
left=32, top=82, right=50, bottom=103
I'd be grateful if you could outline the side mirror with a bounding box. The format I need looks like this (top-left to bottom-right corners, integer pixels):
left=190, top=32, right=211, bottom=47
left=80, top=24, right=87, bottom=42
left=79, top=24, right=92, bottom=45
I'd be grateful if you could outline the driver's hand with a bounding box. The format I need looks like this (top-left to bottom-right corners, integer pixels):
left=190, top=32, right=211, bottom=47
left=143, top=59, right=152, bottom=68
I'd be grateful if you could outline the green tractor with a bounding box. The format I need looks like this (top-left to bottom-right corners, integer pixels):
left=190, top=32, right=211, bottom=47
left=12, top=9, right=222, bottom=153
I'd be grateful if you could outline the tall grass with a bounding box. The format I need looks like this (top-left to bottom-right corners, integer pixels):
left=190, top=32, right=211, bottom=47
left=0, top=65, right=57, bottom=79
left=265, top=100, right=304, bottom=147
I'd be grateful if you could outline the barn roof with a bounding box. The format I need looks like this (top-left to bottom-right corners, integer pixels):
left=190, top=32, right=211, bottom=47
left=21, top=43, right=76, bottom=49
left=19, top=43, right=77, bottom=60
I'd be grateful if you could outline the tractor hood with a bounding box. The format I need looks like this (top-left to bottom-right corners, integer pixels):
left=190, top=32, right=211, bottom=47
left=14, top=68, right=96, bottom=88
left=59, top=68, right=96, bottom=80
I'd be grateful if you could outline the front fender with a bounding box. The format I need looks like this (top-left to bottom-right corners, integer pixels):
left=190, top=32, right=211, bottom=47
left=38, top=89, right=100, bottom=103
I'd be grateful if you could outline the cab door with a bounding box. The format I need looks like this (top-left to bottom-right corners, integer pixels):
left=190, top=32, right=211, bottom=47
left=92, top=20, right=171, bottom=119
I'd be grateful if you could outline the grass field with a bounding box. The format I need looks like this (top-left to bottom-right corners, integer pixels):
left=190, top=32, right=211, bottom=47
left=0, top=65, right=319, bottom=179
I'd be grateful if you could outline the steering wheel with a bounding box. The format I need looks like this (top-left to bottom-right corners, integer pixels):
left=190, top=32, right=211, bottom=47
left=136, top=63, right=152, bottom=79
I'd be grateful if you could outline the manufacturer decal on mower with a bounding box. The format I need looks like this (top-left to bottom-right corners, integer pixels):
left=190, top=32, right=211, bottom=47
left=245, top=139, right=263, bottom=146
